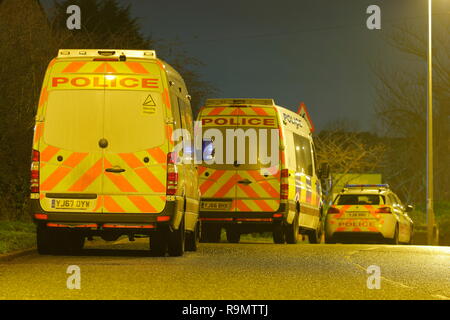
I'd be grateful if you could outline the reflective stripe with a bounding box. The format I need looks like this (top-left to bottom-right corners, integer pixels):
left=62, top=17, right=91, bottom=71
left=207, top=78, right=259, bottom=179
left=62, top=61, right=86, bottom=73
left=40, top=145, right=60, bottom=162
left=68, top=158, right=103, bottom=192
left=104, top=159, right=137, bottom=193
left=125, top=62, right=149, bottom=74
left=128, top=195, right=157, bottom=213
left=103, top=195, right=125, bottom=213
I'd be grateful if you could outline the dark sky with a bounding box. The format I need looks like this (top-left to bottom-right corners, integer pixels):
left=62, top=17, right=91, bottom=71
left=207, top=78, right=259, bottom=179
left=42, top=0, right=438, bottom=131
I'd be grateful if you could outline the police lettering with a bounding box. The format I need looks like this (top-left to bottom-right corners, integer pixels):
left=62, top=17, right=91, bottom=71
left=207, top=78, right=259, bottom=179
left=51, top=76, right=158, bottom=88
left=201, top=117, right=275, bottom=127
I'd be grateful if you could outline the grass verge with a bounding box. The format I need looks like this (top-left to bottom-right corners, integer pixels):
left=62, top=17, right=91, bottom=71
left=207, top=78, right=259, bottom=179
left=0, top=221, right=36, bottom=254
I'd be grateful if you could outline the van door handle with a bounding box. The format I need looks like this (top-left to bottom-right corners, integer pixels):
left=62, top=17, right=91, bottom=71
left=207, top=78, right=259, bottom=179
left=105, top=168, right=126, bottom=173
left=237, top=179, right=252, bottom=185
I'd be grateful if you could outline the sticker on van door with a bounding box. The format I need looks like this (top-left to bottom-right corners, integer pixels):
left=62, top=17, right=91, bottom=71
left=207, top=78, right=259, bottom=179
left=142, top=94, right=156, bottom=114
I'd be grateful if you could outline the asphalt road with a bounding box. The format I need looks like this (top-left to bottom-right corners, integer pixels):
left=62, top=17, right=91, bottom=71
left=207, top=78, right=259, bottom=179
left=0, top=237, right=449, bottom=300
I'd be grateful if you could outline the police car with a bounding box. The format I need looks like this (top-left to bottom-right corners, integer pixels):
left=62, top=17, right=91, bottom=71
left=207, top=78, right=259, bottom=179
left=325, top=184, right=414, bottom=244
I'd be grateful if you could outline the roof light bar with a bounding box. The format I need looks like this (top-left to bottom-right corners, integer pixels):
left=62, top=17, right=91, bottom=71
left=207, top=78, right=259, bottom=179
left=344, top=184, right=390, bottom=188
left=205, top=98, right=275, bottom=106
left=57, top=49, right=156, bottom=59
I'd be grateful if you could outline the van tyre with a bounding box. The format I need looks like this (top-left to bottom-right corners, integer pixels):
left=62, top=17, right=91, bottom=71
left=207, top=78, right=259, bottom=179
left=273, top=222, right=285, bottom=244
left=37, top=224, right=55, bottom=255
left=62, top=231, right=85, bottom=254
left=168, top=217, right=185, bottom=257
left=285, top=213, right=299, bottom=244
left=200, top=224, right=221, bottom=243
left=226, top=227, right=240, bottom=243
left=150, top=228, right=168, bottom=257
left=185, top=221, right=199, bottom=252
left=308, top=222, right=323, bottom=244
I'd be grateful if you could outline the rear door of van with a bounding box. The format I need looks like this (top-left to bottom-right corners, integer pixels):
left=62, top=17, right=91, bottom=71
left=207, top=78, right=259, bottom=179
left=198, top=107, right=239, bottom=213
left=233, top=106, right=281, bottom=214
left=198, top=105, right=281, bottom=214
left=39, top=59, right=168, bottom=214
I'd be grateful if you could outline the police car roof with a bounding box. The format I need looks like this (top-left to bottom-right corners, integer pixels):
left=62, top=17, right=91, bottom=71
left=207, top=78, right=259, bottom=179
left=340, top=184, right=391, bottom=195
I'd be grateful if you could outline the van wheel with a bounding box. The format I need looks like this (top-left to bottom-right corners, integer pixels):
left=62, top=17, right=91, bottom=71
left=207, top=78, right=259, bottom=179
left=37, top=224, right=55, bottom=255
left=308, top=222, right=323, bottom=244
left=200, top=224, right=221, bottom=243
left=150, top=228, right=168, bottom=257
left=63, top=231, right=85, bottom=253
left=168, top=217, right=185, bottom=257
left=285, top=213, right=299, bottom=244
left=273, top=222, right=285, bottom=244
left=226, top=227, right=240, bottom=243
left=185, top=221, right=199, bottom=252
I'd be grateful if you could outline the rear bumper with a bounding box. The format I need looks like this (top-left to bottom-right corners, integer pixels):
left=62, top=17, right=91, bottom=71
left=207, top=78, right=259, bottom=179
left=30, top=199, right=176, bottom=225
left=200, top=203, right=287, bottom=230
left=327, top=231, right=386, bottom=243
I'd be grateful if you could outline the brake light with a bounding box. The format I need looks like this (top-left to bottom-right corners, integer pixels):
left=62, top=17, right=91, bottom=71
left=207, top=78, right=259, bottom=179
left=30, top=149, right=40, bottom=194
left=166, top=152, right=178, bottom=195
left=34, top=213, right=47, bottom=220
left=327, top=206, right=340, bottom=214
left=375, top=207, right=392, bottom=213
left=280, top=169, right=289, bottom=200
left=93, top=58, right=119, bottom=61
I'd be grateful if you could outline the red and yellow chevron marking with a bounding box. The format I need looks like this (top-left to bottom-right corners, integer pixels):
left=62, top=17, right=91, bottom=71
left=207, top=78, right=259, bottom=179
left=199, top=169, right=233, bottom=197
left=103, top=195, right=165, bottom=213
left=199, top=166, right=281, bottom=212
left=201, top=106, right=276, bottom=117
left=294, top=174, right=321, bottom=207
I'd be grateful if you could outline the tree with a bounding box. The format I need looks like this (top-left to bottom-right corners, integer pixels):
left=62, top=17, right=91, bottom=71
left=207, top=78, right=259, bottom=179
left=374, top=9, right=449, bottom=204
left=0, top=0, right=215, bottom=220
left=314, top=122, right=386, bottom=204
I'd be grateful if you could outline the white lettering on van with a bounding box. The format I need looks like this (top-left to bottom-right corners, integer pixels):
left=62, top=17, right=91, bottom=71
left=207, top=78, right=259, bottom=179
left=173, top=123, right=280, bottom=172
left=66, top=5, right=81, bottom=30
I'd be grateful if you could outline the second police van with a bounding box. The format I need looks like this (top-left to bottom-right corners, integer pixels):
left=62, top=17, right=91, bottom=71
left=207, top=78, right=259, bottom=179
left=196, top=99, right=329, bottom=244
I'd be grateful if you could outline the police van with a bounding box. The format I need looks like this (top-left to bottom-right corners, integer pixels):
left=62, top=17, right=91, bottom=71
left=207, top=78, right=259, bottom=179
left=30, top=49, right=200, bottom=256
left=196, top=99, right=329, bottom=244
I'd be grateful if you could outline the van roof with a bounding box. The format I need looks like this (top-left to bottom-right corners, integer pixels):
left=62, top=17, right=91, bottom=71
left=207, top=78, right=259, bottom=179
left=205, top=98, right=275, bottom=107
left=57, top=49, right=157, bottom=60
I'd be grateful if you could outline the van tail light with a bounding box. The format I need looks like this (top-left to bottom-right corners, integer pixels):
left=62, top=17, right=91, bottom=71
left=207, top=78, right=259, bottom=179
left=327, top=206, right=340, bottom=214
left=375, top=207, right=392, bottom=214
left=30, top=149, right=40, bottom=194
left=280, top=169, right=289, bottom=199
left=166, top=152, right=178, bottom=195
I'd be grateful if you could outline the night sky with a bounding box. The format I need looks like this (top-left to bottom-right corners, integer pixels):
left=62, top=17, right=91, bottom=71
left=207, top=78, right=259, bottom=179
left=42, top=0, right=438, bottom=131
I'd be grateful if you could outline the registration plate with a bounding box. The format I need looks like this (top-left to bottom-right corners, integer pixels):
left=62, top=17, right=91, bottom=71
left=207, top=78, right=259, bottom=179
left=200, top=201, right=232, bottom=211
left=347, top=212, right=368, bottom=217
left=51, top=199, right=91, bottom=210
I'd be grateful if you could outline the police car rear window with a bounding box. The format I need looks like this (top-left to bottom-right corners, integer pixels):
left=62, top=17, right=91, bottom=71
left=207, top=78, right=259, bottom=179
left=335, top=194, right=385, bottom=205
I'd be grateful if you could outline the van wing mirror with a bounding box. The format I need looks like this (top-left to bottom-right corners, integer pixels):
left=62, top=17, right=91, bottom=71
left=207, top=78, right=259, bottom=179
left=406, top=204, right=414, bottom=212
left=318, top=162, right=330, bottom=180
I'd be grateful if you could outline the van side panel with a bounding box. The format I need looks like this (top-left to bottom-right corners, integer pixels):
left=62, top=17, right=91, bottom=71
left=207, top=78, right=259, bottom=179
left=276, top=107, right=322, bottom=229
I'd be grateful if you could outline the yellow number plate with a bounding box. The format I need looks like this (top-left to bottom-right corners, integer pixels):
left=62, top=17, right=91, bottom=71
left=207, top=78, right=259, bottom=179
left=50, top=199, right=91, bottom=210
left=200, top=201, right=232, bottom=211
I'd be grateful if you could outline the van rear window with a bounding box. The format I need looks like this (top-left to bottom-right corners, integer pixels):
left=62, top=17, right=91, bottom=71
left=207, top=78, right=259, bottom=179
left=335, top=194, right=385, bottom=205
left=44, top=90, right=165, bottom=152
left=44, top=90, right=103, bottom=152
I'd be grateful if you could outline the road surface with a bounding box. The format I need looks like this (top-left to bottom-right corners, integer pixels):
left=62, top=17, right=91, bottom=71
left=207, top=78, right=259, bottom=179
left=1, top=237, right=449, bottom=300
